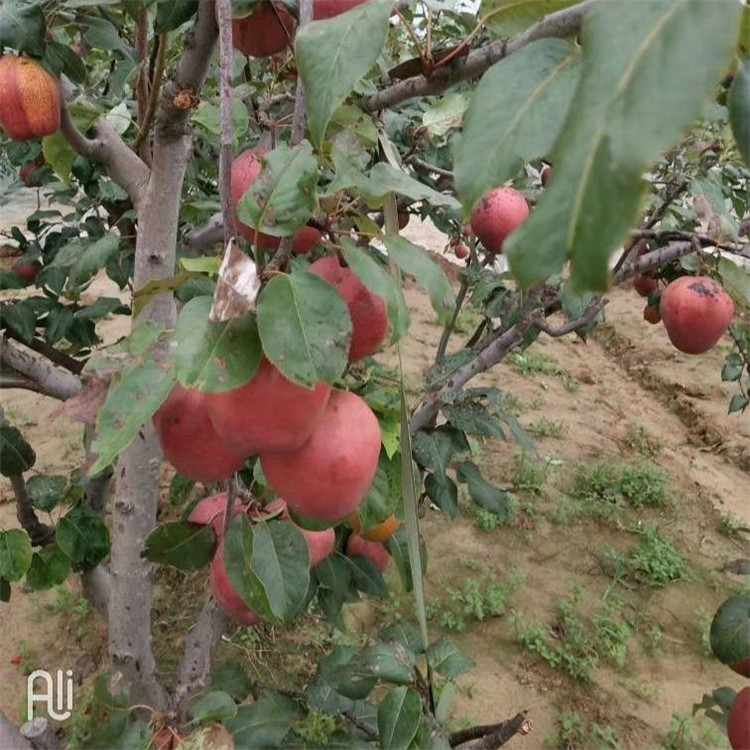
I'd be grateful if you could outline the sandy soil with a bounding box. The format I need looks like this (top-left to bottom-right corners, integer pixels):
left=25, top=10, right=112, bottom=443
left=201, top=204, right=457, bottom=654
left=1, top=202, right=749, bottom=748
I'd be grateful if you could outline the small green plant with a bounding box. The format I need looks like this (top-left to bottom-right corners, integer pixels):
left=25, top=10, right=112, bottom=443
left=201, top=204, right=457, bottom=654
left=620, top=677, right=664, bottom=702
left=547, top=710, right=625, bottom=749
left=512, top=455, right=546, bottom=495
left=629, top=528, right=688, bottom=587
left=473, top=498, right=518, bottom=531
left=507, top=352, right=579, bottom=392
left=572, top=459, right=671, bottom=511
left=657, top=712, right=730, bottom=750
left=527, top=418, right=568, bottom=438
left=427, top=572, right=522, bottom=632
left=626, top=423, right=662, bottom=456
left=293, top=710, right=339, bottom=745
left=718, top=511, right=750, bottom=538
left=516, top=594, right=633, bottom=682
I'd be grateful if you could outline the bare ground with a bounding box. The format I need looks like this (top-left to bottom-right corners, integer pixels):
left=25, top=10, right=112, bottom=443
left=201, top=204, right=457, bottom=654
left=1, top=204, right=749, bottom=748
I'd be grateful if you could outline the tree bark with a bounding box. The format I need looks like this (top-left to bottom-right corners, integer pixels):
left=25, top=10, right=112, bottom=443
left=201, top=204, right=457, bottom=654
left=107, top=0, right=218, bottom=710
left=0, top=711, right=32, bottom=750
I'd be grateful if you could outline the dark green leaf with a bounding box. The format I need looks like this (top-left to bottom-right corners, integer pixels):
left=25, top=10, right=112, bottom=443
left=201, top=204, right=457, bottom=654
left=442, top=400, right=505, bottom=438
left=144, top=521, right=216, bottom=571
left=42, top=132, right=76, bottom=183
left=362, top=643, right=415, bottom=685
left=424, top=474, right=458, bottom=519
left=75, top=297, right=127, bottom=321
left=224, top=693, right=297, bottom=749
left=212, top=662, right=253, bottom=703
left=0, top=578, right=9, bottom=603
left=256, top=271, right=351, bottom=387
left=0, top=529, right=32, bottom=581
left=0, top=271, right=27, bottom=291
left=379, top=621, right=424, bottom=655
left=718, top=258, right=750, bottom=309
left=237, top=142, right=318, bottom=237
left=26, top=474, right=67, bottom=512
left=0, top=0, right=45, bottom=55
left=505, top=0, right=741, bottom=291
left=248, top=521, right=310, bottom=620
left=25, top=545, right=71, bottom=591
left=68, top=235, right=121, bottom=289
left=341, top=240, right=410, bottom=344
left=43, top=40, right=87, bottom=84
left=0, top=424, right=36, bottom=476
left=729, top=393, right=749, bottom=414
left=188, top=691, right=237, bottom=722
left=456, top=461, right=511, bottom=518
left=425, top=638, right=475, bottom=678
left=455, top=39, right=581, bottom=213
left=56, top=506, right=110, bottom=571
left=156, top=0, right=198, bottom=31
left=44, top=305, right=74, bottom=345
left=384, top=236, right=454, bottom=324
left=297, top=0, right=392, bottom=146
left=412, top=426, right=469, bottom=474
left=169, top=474, right=195, bottom=507
left=377, top=686, right=421, bottom=750
left=173, top=296, right=261, bottom=392
left=89, top=361, right=176, bottom=476
left=728, top=57, right=750, bottom=167
left=344, top=553, right=389, bottom=598
left=1, top=301, right=37, bottom=343
left=722, top=353, right=744, bottom=382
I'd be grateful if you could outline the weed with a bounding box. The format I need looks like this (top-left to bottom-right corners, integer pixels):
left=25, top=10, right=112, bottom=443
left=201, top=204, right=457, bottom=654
left=293, top=710, right=339, bottom=745
left=694, top=607, right=714, bottom=657
left=657, top=712, right=729, bottom=750
left=511, top=455, right=545, bottom=495
left=427, top=572, right=522, bottom=632
left=547, top=711, right=625, bottom=749
left=507, top=352, right=579, bottom=392
left=621, top=677, right=664, bottom=702
left=718, top=512, right=750, bottom=538
left=572, top=459, right=671, bottom=510
left=630, top=528, right=688, bottom=587
left=501, top=393, right=527, bottom=416
left=527, top=418, right=568, bottom=439
left=644, top=624, right=665, bottom=652
left=516, top=594, right=633, bottom=682
left=626, top=423, right=662, bottom=456
left=49, top=586, right=91, bottom=640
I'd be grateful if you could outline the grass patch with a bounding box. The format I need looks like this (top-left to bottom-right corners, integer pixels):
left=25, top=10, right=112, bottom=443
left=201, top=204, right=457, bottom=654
left=514, top=592, right=633, bottom=683
left=511, top=455, right=546, bottom=495
left=507, top=351, right=579, bottom=392
left=572, top=459, right=671, bottom=510
left=527, top=417, right=568, bottom=438
left=547, top=711, right=625, bottom=749
left=427, top=571, right=523, bottom=632
left=626, top=423, right=663, bottom=456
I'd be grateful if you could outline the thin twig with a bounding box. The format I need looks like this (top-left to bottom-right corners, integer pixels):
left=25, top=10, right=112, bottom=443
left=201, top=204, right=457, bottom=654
left=534, top=296, right=607, bottom=337
left=133, top=34, right=169, bottom=152
left=407, top=155, right=453, bottom=178
left=436, top=273, right=470, bottom=364
left=10, top=474, right=55, bottom=547
left=343, top=710, right=378, bottom=740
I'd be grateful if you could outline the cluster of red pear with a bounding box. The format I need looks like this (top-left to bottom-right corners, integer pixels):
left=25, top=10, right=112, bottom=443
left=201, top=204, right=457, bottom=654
left=230, top=0, right=368, bottom=58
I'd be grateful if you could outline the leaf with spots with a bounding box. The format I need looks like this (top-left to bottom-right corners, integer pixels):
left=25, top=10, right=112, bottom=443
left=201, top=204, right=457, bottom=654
left=257, top=270, right=351, bottom=388
left=89, top=360, right=177, bottom=476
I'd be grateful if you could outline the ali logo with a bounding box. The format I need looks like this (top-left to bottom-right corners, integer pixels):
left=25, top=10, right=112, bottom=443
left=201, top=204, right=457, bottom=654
left=26, top=669, right=74, bottom=721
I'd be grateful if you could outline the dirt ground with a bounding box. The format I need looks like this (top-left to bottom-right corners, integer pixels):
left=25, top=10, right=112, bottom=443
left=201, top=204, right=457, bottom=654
left=1, top=196, right=749, bottom=748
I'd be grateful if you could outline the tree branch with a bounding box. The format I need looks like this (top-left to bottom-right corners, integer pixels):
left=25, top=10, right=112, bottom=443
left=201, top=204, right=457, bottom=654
left=0, top=711, right=32, bottom=750
left=460, top=713, right=530, bottom=749
left=0, top=337, right=82, bottom=401
left=60, top=101, right=150, bottom=207
left=533, top=296, right=606, bottom=337
left=133, top=34, right=170, bottom=155
left=9, top=474, right=55, bottom=547
left=3, top=332, right=83, bottom=375
left=614, top=240, right=701, bottom=283
left=364, top=0, right=595, bottom=112
left=183, top=212, right=225, bottom=256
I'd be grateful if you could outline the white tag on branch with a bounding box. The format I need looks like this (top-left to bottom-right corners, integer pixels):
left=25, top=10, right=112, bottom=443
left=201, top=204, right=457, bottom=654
left=209, top=238, right=260, bottom=322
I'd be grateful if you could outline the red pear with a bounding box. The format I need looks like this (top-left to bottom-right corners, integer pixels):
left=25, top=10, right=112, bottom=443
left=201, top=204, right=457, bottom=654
left=0, top=56, right=60, bottom=142
left=205, top=358, right=331, bottom=456
left=188, top=493, right=244, bottom=538
left=312, top=0, right=368, bottom=19
left=154, top=385, right=246, bottom=484
left=260, top=390, right=381, bottom=523
left=346, top=533, right=390, bottom=572
left=728, top=686, right=750, bottom=750
left=231, top=3, right=295, bottom=58
left=211, top=540, right=262, bottom=626
left=470, top=186, right=529, bottom=254
left=264, top=498, right=335, bottom=566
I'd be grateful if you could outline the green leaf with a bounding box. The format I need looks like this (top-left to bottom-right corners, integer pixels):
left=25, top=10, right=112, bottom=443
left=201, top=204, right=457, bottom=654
left=212, top=662, right=253, bottom=702
left=344, top=552, right=389, bottom=598
left=42, top=132, right=76, bottom=183
left=0, top=271, right=28, bottom=290
left=0, top=424, right=36, bottom=476
left=456, top=461, right=511, bottom=518
left=425, top=473, right=458, bottom=518
left=442, top=399, right=505, bottom=438
left=710, top=595, right=750, bottom=674
left=505, top=0, right=742, bottom=292
left=26, top=474, right=67, bottom=512
left=173, top=296, right=261, bottom=392
left=144, top=521, right=216, bottom=571
left=412, top=426, right=469, bottom=475
left=247, top=521, right=310, bottom=621
left=482, top=0, right=578, bottom=37
left=379, top=621, right=424, bottom=656
left=223, top=515, right=272, bottom=620
left=722, top=353, right=744, bottom=383
left=169, top=474, right=195, bottom=507
left=89, top=361, right=176, bottom=476
left=68, top=235, right=121, bottom=289
left=25, top=545, right=71, bottom=591
left=341, top=239, right=410, bottom=344
left=426, top=638, right=475, bottom=678
left=1, top=301, right=37, bottom=344
left=44, top=305, right=74, bottom=345
left=422, top=93, right=469, bottom=137
left=43, top=40, right=87, bottom=84
left=192, top=100, right=250, bottom=143
left=155, top=0, right=198, bottom=31
left=728, top=393, right=749, bottom=414
left=75, top=297, right=127, bottom=321
left=297, top=0, right=393, bottom=146
left=56, top=506, right=110, bottom=571
left=718, top=258, right=750, bottom=309
left=188, top=691, right=237, bottom=722
left=256, top=271, right=351, bottom=387
left=0, top=0, right=45, bottom=56
left=728, top=57, right=750, bottom=167
left=224, top=693, right=297, bottom=749
left=455, top=38, right=581, bottom=214
left=376, top=686, right=421, bottom=750
left=384, top=237, right=455, bottom=324
left=0, top=578, right=9, bottom=603
left=237, top=142, right=318, bottom=237
left=362, top=643, right=415, bottom=685
left=0, top=529, right=32, bottom=582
